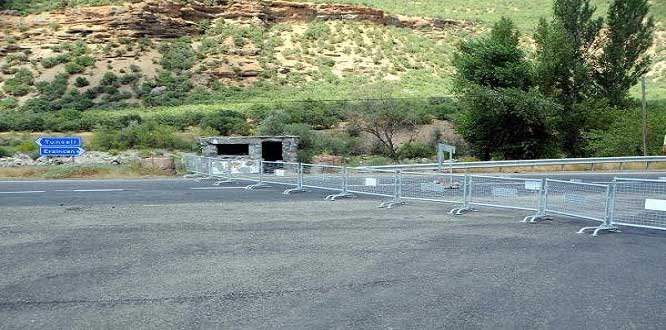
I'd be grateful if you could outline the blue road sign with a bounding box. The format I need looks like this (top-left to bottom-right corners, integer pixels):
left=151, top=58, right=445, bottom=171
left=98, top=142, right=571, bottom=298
left=39, top=147, right=85, bottom=157
left=35, top=137, right=82, bottom=147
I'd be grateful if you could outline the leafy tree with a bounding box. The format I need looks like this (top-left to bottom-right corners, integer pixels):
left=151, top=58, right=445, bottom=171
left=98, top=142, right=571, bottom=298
left=346, top=97, right=419, bottom=161
left=454, top=17, right=532, bottom=90
left=454, top=18, right=558, bottom=160
left=534, top=0, right=603, bottom=156
left=585, top=105, right=666, bottom=156
left=593, top=0, right=655, bottom=107
left=457, top=87, right=559, bottom=160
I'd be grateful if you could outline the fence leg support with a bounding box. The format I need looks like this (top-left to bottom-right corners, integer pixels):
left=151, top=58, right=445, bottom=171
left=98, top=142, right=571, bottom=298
left=378, top=201, right=406, bottom=209
left=523, top=215, right=553, bottom=223
left=448, top=206, right=475, bottom=216
left=245, top=183, right=270, bottom=190
left=325, top=192, right=354, bottom=201
left=195, top=176, right=213, bottom=182
left=283, top=187, right=307, bottom=195
left=213, top=179, right=233, bottom=186
left=577, top=224, right=621, bottom=237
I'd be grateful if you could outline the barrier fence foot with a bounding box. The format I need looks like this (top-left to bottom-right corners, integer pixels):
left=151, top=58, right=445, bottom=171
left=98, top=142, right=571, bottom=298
left=379, top=201, right=406, bottom=209
left=449, top=207, right=475, bottom=216
left=183, top=174, right=197, bottom=178
left=522, top=215, right=553, bottom=223
left=195, top=176, right=213, bottom=183
left=245, top=183, right=270, bottom=190
left=325, top=193, right=354, bottom=201
left=577, top=225, right=621, bottom=237
left=213, top=179, right=233, bottom=186
left=283, top=188, right=307, bottom=195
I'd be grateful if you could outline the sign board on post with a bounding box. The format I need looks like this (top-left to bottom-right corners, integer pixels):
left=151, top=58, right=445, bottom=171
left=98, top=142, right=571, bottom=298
left=36, top=137, right=85, bottom=157
left=437, top=143, right=457, bottom=172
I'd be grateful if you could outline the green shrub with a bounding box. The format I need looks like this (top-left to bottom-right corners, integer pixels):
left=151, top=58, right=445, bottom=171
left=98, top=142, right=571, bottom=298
left=3, top=69, right=34, bottom=96
left=0, top=146, right=11, bottom=158
left=304, top=21, right=330, bottom=41
left=41, top=54, right=70, bottom=68
left=585, top=104, right=666, bottom=156
left=74, top=76, right=90, bottom=87
left=0, top=97, right=18, bottom=111
left=199, top=110, right=250, bottom=135
left=119, top=73, right=140, bottom=85
left=92, top=121, right=191, bottom=151
left=74, top=55, right=95, bottom=67
left=64, top=61, right=84, bottom=74
left=158, top=38, right=196, bottom=71
left=397, top=142, right=436, bottom=159
left=100, top=71, right=119, bottom=86
left=35, top=73, right=68, bottom=101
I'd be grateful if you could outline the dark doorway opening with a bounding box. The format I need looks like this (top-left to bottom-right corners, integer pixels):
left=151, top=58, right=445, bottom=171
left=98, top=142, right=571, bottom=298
left=262, top=141, right=283, bottom=161
left=217, top=144, right=249, bottom=156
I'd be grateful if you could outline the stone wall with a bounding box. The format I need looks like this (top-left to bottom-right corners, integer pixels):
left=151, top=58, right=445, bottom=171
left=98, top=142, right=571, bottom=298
left=200, top=136, right=299, bottom=162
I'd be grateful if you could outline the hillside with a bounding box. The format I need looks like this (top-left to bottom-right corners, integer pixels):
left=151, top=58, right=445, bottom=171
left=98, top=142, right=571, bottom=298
left=1, top=0, right=664, bottom=114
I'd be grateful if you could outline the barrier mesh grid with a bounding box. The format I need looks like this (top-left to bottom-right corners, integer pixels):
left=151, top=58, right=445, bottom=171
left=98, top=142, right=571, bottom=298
left=261, top=161, right=300, bottom=187
left=544, top=179, right=609, bottom=222
left=613, top=179, right=666, bottom=230
left=400, top=172, right=466, bottom=204
left=346, top=169, right=396, bottom=198
left=468, top=175, right=541, bottom=211
left=302, top=164, right=345, bottom=192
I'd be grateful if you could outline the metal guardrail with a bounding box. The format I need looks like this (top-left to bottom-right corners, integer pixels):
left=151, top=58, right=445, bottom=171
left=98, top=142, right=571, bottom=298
left=363, top=156, right=666, bottom=171
left=182, top=156, right=666, bottom=237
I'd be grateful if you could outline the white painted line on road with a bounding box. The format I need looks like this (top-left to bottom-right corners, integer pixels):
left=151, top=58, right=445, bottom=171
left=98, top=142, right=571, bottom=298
left=0, top=190, right=46, bottom=194
left=71, top=189, right=125, bottom=192
left=190, top=187, right=246, bottom=190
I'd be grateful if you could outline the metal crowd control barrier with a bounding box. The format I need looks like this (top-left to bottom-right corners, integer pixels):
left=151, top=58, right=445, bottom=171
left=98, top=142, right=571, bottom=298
left=400, top=171, right=466, bottom=205
left=459, top=175, right=543, bottom=213
left=611, top=178, right=666, bottom=231
left=182, top=154, right=198, bottom=178
left=260, top=161, right=305, bottom=194
left=301, top=164, right=353, bottom=200
left=539, top=179, right=610, bottom=223
left=344, top=168, right=404, bottom=207
left=181, top=155, right=666, bottom=237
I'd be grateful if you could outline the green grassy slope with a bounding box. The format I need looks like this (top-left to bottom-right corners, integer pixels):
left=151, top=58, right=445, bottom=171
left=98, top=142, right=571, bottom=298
left=302, top=0, right=664, bottom=29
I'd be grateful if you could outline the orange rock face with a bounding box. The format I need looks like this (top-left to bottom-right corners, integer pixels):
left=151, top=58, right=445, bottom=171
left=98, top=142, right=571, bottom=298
left=0, top=0, right=470, bottom=43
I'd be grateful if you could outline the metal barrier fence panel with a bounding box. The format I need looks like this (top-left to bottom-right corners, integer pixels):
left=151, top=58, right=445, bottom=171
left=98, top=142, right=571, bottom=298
left=400, top=171, right=466, bottom=204
left=612, top=178, right=666, bottom=230
left=209, top=158, right=230, bottom=180
left=200, top=157, right=213, bottom=177
left=182, top=155, right=196, bottom=174
left=261, top=161, right=300, bottom=187
left=543, top=179, right=609, bottom=222
left=230, top=159, right=261, bottom=182
left=468, top=175, right=542, bottom=211
left=302, top=164, right=345, bottom=192
left=346, top=168, right=397, bottom=198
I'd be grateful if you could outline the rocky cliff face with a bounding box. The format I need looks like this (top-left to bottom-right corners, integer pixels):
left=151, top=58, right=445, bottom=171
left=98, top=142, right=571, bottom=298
left=0, top=0, right=468, bottom=43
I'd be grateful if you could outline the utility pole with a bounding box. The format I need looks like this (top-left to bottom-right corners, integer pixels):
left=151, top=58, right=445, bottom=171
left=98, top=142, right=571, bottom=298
left=641, top=77, right=648, bottom=156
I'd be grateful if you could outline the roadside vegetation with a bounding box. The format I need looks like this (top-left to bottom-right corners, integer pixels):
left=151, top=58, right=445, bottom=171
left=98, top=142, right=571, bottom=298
left=0, top=0, right=664, bottom=167
left=0, top=162, right=175, bottom=179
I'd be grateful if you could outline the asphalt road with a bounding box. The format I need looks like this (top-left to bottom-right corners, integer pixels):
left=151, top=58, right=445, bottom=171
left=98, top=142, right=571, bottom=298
left=1, top=171, right=664, bottom=207
left=1, top=199, right=666, bottom=329
left=0, top=178, right=333, bottom=207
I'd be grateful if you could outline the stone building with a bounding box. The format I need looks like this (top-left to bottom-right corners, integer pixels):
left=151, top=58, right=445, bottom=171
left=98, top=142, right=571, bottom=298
left=199, top=136, right=299, bottom=162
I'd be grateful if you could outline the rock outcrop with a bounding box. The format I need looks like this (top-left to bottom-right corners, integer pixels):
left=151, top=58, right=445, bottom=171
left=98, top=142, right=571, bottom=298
left=0, top=0, right=470, bottom=42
